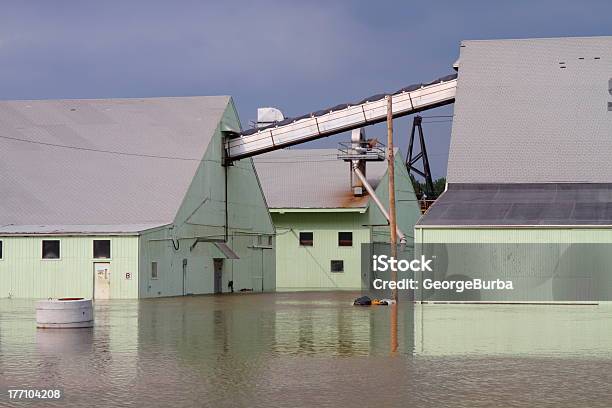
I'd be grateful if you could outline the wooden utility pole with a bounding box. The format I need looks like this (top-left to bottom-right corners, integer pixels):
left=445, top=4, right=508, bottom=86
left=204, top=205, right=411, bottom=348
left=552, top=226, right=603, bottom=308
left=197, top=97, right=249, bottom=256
left=387, top=95, right=399, bottom=353
left=387, top=95, right=398, bottom=302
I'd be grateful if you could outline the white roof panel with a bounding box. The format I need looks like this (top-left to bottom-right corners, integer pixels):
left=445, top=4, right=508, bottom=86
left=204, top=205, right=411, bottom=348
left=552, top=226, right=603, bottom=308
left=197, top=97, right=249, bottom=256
left=253, top=148, right=391, bottom=209
left=0, top=96, right=230, bottom=233
left=447, top=36, right=612, bottom=183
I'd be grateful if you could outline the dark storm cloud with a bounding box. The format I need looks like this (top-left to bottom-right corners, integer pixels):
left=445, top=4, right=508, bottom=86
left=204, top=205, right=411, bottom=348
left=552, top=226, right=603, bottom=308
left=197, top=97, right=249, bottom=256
left=1, top=0, right=611, bottom=177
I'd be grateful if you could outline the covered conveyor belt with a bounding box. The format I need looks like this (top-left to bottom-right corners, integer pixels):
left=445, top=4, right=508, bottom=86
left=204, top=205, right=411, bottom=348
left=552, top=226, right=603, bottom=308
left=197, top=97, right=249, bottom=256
left=226, top=73, right=457, bottom=160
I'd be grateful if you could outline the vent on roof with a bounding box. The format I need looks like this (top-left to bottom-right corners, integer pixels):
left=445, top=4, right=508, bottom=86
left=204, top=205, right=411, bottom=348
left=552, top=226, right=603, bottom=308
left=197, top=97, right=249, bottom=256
left=256, top=107, right=284, bottom=128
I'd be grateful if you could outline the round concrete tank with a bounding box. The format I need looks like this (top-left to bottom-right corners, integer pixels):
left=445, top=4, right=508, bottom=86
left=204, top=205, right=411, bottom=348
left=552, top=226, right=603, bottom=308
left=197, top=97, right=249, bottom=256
left=36, top=298, right=94, bottom=328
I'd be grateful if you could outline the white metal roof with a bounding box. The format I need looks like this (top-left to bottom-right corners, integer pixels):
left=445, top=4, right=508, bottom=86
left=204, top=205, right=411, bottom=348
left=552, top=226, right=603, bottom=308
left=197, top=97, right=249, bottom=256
left=0, top=96, right=230, bottom=234
left=253, top=148, right=392, bottom=209
left=447, top=36, right=612, bottom=183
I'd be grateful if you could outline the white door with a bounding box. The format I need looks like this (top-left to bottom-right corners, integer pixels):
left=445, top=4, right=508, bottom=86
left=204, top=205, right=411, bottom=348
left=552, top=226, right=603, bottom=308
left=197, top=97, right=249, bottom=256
left=94, top=262, right=111, bottom=300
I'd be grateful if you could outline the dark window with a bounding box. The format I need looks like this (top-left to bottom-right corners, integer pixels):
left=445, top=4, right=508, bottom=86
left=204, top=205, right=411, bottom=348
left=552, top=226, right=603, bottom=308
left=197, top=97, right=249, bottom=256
left=151, top=262, right=158, bottom=279
left=331, top=260, right=344, bottom=273
left=42, top=240, right=60, bottom=259
left=93, top=240, right=111, bottom=259
left=299, top=232, right=313, bottom=246
left=0, top=241, right=3, bottom=259
left=338, top=232, right=353, bottom=246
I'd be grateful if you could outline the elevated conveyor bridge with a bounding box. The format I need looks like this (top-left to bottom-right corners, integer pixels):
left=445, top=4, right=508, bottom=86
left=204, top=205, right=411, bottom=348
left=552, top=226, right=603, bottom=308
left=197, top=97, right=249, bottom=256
left=225, top=73, right=457, bottom=161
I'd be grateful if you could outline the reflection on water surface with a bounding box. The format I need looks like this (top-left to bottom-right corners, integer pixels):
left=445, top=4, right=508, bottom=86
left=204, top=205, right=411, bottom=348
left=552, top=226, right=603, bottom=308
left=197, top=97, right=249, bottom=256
left=1, top=292, right=611, bottom=407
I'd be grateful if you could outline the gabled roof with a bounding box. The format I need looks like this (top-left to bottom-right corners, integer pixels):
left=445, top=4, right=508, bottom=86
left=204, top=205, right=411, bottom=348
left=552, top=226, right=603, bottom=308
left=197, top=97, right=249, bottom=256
left=253, top=148, right=391, bottom=209
left=0, top=96, right=230, bottom=234
left=448, top=36, right=612, bottom=183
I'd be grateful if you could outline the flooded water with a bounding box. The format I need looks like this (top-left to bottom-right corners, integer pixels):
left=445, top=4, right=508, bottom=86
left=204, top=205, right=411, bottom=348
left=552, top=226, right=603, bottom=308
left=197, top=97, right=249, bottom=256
left=1, top=292, right=611, bottom=407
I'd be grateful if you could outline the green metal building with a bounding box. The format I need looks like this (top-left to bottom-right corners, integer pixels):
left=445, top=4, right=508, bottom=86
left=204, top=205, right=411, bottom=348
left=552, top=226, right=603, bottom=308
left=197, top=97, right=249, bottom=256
left=0, top=96, right=275, bottom=299
left=254, top=148, right=421, bottom=291
left=415, top=37, right=612, bottom=300
left=417, top=36, right=612, bottom=243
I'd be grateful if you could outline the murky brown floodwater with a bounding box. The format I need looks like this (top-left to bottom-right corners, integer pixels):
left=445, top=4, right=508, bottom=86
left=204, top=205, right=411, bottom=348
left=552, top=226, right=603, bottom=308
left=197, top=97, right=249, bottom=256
left=1, top=292, right=611, bottom=407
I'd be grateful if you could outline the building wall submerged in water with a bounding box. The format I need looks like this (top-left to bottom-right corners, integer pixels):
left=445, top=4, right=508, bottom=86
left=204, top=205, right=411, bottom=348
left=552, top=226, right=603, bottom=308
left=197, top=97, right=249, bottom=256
left=0, top=96, right=275, bottom=299
left=416, top=36, right=612, bottom=301
left=255, top=149, right=421, bottom=291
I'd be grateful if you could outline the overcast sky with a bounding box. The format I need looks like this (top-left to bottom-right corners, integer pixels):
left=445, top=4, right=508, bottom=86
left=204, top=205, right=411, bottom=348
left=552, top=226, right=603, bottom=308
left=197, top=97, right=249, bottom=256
left=1, top=1, right=611, bottom=177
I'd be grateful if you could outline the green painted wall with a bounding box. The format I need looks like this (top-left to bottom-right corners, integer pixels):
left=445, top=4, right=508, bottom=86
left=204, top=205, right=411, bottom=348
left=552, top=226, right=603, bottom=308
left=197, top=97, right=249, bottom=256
left=369, top=152, right=422, bottom=244
left=273, top=211, right=370, bottom=290
left=272, top=151, right=421, bottom=291
left=414, top=228, right=612, bottom=301
left=139, top=98, right=276, bottom=298
left=0, top=99, right=275, bottom=300
left=0, top=235, right=139, bottom=299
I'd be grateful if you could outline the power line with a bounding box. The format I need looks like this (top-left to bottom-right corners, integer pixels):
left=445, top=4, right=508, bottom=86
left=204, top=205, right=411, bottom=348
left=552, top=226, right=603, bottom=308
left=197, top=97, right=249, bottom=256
left=0, top=131, right=448, bottom=163
left=0, top=133, right=203, bottom=161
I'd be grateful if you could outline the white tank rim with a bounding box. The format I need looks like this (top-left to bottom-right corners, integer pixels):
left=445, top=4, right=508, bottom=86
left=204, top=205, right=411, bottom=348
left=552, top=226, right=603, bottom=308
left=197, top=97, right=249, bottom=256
left=36, top=298, right=94, bottom=329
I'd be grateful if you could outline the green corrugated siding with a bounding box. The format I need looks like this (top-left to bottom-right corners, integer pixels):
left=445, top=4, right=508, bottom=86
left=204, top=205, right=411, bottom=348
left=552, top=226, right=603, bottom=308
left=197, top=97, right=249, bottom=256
left=414, top=227, right=612, bottom=301
left=369, top=152, right=422, bottom=243
left=272, top=152, right=420, bottom=290
left=0, top=235, right=139, bottom=299
left=272, top=151, right=422, bottom=291
left=139, top=230, right=275, bottom=297
left=273, top=212, right=370, bottom=290
left=138, top=98, right=276, bottom=298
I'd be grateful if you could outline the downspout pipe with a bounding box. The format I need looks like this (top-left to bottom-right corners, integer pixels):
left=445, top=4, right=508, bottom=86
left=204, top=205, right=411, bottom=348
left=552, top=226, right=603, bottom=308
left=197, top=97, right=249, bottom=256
left=352, top=163, right=407, bottom=245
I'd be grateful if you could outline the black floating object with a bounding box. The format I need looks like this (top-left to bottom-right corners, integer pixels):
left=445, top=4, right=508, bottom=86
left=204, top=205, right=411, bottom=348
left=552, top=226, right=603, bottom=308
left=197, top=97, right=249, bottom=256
left=353, top=295, right=372, bottom=306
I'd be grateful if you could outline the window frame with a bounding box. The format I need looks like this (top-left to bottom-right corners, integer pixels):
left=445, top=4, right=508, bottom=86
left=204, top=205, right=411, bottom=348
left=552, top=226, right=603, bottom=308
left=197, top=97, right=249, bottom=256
left=93, top=239, right=111, bottom=259
left=299, top=232, right=314, bottom=247
left=0, top=240, right=3, bottom=260
left=338, top=231, right=353, bottom=247
left=330, top=260, right=344, bottom=273
left=253, top=235, right=273, bottom=249
left=41, top=239, right=61, bottom=260
left=151, top=261, right=159, bottom=280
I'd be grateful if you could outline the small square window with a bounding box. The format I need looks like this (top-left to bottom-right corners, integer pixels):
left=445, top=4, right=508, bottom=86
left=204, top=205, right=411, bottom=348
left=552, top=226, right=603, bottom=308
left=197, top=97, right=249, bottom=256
left=299, top=232, right=313, bottom=246
left=331, top=260, right=344, bottom=273
left=255, top=235, right=273, bottom=247
left=338, top=232, right=353, bottom=247
left=42, top=240, right=60, bottom=259
left=93, top=240, right=111, bottom=259
left=151, top=262, right=158, bottom=280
